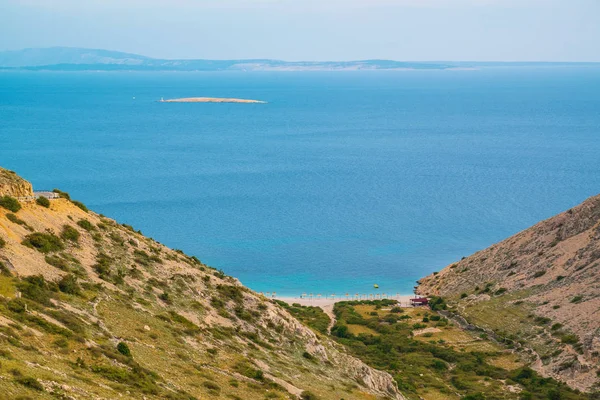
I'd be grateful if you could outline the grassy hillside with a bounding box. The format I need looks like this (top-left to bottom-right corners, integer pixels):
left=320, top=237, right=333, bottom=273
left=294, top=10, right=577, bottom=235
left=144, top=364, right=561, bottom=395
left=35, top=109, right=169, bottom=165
left=285, top=299, right=592, bottom=400
left=0, top=168, right=402, bottom=400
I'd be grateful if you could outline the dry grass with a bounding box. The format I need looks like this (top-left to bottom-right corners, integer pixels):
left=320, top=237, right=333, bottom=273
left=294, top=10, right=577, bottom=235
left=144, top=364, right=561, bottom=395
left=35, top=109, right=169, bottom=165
left=347, top=324, right=379, bottom=336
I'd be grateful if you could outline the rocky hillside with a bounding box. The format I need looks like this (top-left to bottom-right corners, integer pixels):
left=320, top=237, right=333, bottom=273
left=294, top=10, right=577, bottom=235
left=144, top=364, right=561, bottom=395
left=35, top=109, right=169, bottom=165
left=0, top=167, right=403, bottom=400
left=0, top=168, right=33, bottom=198
left=418, top=194, right=600, bottom=392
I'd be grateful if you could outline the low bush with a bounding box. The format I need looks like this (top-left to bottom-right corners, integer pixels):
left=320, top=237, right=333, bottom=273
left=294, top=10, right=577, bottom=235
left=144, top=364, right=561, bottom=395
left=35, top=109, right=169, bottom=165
left=15, top=376, right=44, bottom=391
left=45, top=254, right=68, bottom=271
left=58, top=274, right=80, bottom=295
left=0, top=260, right=11, bottom=276
left=77, top=219, right=95, bottom=231
left=532, top=270, right=546, bottom=278
left=22, top=232, right=64, bottom=253
left=71, top=200, right=88, bottom=212
left=301, top=391, right=319, bottom=400
left=53, top=189, right=71, bottom=200
left=234, top=361, right=264, bottom=381
left=93, top=252, right=113, bottom=280
left=202, top=381, right=221, bottom=392
left=36, top=196, right=50, bottom=208
left=570, top=295, right=583, bottom=304
left=61, top=225, right=80, bottom=243
left=17, top=275, right=54, bottom=306
left=117, top=342, right=132, bottom=357
left=560, top=334, right=579, bottom=344
left=0, top=236, right=5, bottom=249
left=0, top=195, right=21, bottom=212
left=5, top=213, right=31, bottom=230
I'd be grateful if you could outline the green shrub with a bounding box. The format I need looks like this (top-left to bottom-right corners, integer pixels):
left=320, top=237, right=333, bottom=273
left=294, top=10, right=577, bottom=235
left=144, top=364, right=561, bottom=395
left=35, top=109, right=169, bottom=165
left=0, top=196, right=21, bottom=212
left=560, top=334, right=579, bottom=344
left=93, top=252, right=113, bottom=280
left=301, top=391, right=319, bottom=400
left=15, top=376, right=44, bottom=391
left=533, top=270, right=546, bottom=278
left=61, top=225, right=80, bottom=243
left=77, top=219, right=95, bottom=231
left=234, top=361, right=264, bottom=381
left=0, top=236, right=5, bottom=249
left=45, top=254, right=68, bottom=271
left=17, top=275, right=53, bottom=305
left=22, top=232, right=64, bottom=253
left=0, top=261, right=11, bottom=276
left=36, top=196, right=50, bottom=208
left=58, top=274, right=80, bottom=295
left=7, top=298, right=27, bottom=313
left=117, top=342, right=131, bottom=357
left=570, top=295, right=583, bottom=304
left=71, top=200, right=88, bottom=212
left=53, top=189, right=70, bottom=200
left=5, top=213, right=28, bottom=227
left=202, top=381, right=220, bottom=392
left=158, top=292, right=171, bottom=303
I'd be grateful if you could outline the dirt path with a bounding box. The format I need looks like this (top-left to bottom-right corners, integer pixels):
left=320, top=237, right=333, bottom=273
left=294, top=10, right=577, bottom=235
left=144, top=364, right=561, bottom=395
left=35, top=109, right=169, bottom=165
left=321, top=304, right=336, bottom=334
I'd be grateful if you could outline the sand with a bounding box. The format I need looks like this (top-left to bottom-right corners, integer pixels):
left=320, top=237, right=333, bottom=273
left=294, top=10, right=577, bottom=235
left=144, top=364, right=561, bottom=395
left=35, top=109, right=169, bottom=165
left=277, top=295, right=416, bottom=308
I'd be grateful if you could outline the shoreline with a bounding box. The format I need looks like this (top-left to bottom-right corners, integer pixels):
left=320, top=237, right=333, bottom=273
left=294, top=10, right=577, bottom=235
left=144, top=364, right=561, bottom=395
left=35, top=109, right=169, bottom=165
left=276, top=294, right=417, bottom=308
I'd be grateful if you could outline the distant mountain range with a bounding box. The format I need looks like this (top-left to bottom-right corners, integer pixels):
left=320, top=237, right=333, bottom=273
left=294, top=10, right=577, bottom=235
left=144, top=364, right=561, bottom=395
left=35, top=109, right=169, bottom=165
left=1, top=47, right=598, bottom=71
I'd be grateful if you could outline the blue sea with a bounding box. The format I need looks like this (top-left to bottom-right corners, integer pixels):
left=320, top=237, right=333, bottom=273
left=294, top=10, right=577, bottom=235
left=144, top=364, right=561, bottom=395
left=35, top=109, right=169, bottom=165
left=1, top=68, right=600, bottom=297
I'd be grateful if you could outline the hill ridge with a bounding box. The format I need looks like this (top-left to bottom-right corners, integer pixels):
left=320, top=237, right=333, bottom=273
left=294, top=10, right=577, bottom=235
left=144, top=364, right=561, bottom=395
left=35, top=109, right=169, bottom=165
left=418, top=193, right=600, bottom=391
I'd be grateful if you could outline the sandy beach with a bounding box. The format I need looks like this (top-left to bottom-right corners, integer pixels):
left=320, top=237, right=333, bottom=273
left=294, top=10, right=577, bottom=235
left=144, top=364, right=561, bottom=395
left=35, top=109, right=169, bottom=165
left=277, top=295, right=417, bottom=308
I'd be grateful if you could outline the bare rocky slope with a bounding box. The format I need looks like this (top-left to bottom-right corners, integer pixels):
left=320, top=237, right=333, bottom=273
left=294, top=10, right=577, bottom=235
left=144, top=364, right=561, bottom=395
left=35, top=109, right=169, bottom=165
left=0, top=167, right=403, bottom=400
left=418, top=194, right=600, bottom=392
left=0, top=168, right=33, bottom=198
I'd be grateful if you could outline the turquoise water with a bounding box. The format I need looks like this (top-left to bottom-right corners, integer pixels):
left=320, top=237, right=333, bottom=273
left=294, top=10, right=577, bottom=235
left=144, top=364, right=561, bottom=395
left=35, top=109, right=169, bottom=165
left=1, top=69, right=600, bottom=296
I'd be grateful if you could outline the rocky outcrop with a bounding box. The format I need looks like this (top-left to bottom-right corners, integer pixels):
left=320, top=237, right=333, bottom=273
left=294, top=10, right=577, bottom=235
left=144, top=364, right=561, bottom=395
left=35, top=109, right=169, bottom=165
left=0, top=167, right=33, bottom=198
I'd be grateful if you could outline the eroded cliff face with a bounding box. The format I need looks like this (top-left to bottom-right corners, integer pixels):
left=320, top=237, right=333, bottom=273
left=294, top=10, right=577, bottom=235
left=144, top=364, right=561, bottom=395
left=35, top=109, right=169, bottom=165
left=0, top=168, right=404, bottom=400
left=0, top=167, right=33, bottom=198
left=418, top=194, right=600, bottom=392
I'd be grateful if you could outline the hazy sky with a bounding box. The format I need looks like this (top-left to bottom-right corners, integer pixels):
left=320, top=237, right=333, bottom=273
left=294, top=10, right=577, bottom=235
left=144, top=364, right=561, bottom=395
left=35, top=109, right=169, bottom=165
left=1, top=0, right=599, bottom=61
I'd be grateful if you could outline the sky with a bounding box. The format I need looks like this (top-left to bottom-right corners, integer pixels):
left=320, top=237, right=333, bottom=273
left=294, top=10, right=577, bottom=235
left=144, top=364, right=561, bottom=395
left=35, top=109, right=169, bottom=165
left=1, top=0, right=599, bottom=61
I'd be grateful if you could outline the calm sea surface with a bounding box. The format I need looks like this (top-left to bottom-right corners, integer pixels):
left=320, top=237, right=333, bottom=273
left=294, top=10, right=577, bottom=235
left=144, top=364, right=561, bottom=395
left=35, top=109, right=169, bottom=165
left=1, top=69, right=599, bottom=296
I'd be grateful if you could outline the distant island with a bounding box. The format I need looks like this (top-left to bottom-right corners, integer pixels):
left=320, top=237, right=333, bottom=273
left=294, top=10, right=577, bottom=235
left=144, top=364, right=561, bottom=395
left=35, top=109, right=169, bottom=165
left=1, top=47, right=599, bottom=72
left=160, top=97, right=266, bottom=104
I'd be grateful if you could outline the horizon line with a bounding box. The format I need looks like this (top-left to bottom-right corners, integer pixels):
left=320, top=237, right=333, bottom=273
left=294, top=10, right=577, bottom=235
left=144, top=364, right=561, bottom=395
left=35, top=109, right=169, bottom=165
left=2, top=46, right=600, bottom=64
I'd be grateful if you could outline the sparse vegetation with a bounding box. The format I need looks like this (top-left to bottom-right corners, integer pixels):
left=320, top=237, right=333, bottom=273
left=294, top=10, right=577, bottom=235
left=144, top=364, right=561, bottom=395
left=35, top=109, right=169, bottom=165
left=53, top=188, right=71, bottom=200
left=61, top=224, right=80, bottom=242
left=77, top=218, right=95, bottom=231
left=58, top=273, right=80, bottom=295
left=324, top=300, right=584, bottom=399
left=5, top=213, right=31, bottom=229
left=36, top=196, right=51, bottom=208
left=0, top=195, right=21, bottom=212
left=72, top=200, right=88, bottom=212
left=21, top=232, right=64, bottom=253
